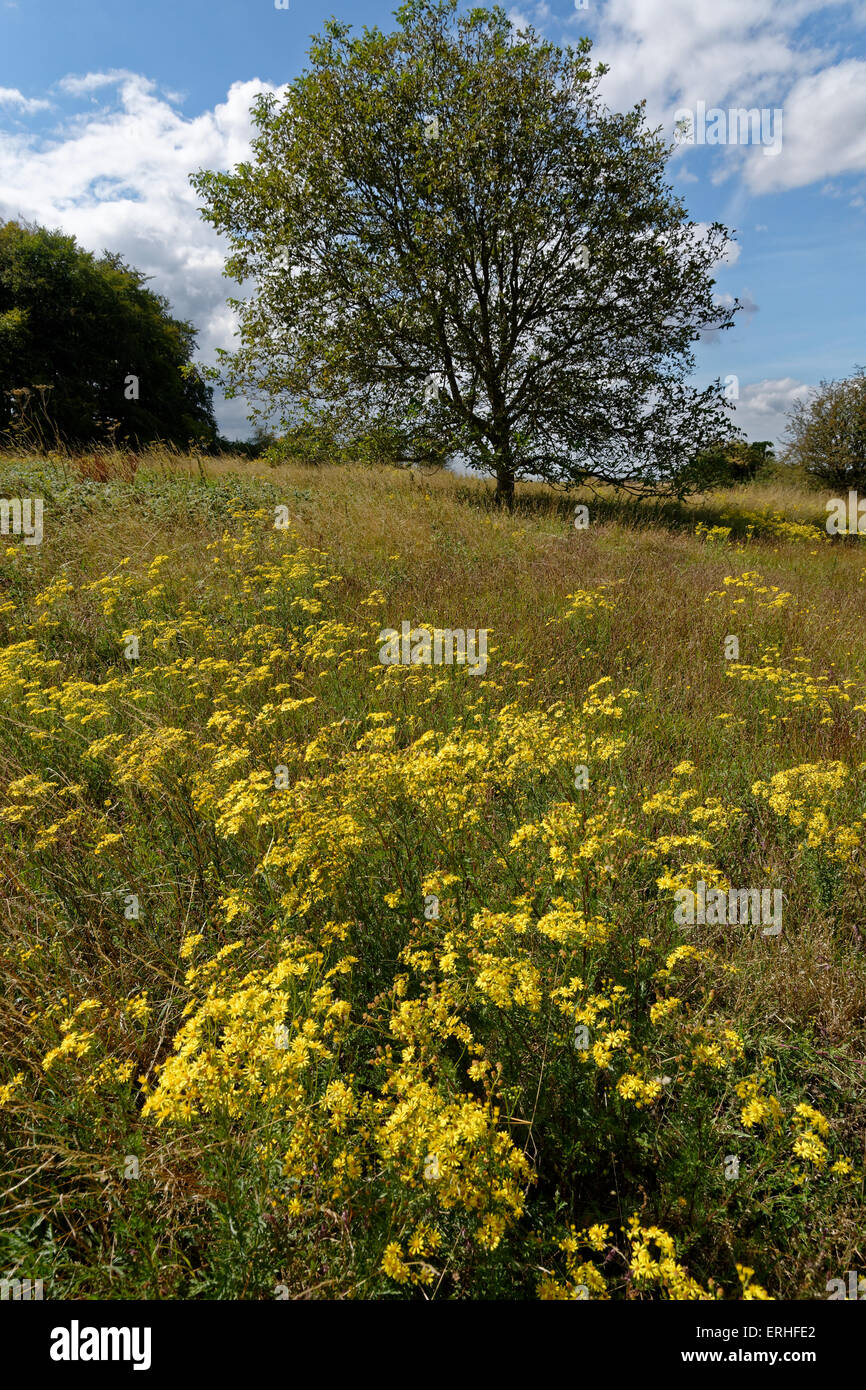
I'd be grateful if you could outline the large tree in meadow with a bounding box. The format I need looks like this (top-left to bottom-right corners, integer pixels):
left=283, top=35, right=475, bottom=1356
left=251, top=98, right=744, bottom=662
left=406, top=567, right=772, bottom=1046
left=0, top=221, right=216, bottom=450
left=194, top=0, right=739, bottom=505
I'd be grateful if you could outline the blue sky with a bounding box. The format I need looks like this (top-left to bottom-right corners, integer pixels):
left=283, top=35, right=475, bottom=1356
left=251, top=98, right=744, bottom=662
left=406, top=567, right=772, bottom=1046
left=1, top=0, right=865, bottom=443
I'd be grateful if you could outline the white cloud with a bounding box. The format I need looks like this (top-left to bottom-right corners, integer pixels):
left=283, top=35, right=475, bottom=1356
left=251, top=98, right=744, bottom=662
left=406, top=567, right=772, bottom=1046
left=0, top=72, right=287, bottom=437
left=742, top=60, right=866, bottom=193
left=0, top=87, right=52, bottom=114
left=582, top=0, right=866, bottom=193
left=56, top=71, right=140, bottom=96
left=730, top=376, right=814, bottom=443
left=513, top=2, right=866, bottom=197
left=739, top=377, right=813, bottom=415
left=593, top=0, right=832, bottom=121
left=507, top=3, right=554, bottom=35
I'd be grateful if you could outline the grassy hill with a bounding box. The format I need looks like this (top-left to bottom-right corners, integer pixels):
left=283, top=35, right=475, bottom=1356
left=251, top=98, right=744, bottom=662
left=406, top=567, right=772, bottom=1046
left=0, top=448, right=863, bottom=1299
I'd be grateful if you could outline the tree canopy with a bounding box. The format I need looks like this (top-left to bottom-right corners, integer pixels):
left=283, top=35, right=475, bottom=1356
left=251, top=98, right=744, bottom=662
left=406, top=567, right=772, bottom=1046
left=783, top=368, right=866, bottom=491
left=194, top=0, right=739, bottom=503
left=679, top=438, right=774, bottom=491
left=0, top=220, right=216, bottom=449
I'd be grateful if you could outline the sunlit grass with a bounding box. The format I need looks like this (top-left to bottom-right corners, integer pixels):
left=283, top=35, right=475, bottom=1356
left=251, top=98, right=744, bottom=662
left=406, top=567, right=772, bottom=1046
left=0, top=448, right=863, bottom=1299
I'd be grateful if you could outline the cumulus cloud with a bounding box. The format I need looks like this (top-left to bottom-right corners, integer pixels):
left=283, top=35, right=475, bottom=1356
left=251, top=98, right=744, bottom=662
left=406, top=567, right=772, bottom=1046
left=504, top=3, right=866, bottom=198
left=739, top=376, right=814, bottom=415
left=592, top=0, right=832, bottom=121
left=742, top=59, right=866, bottom=193
left=0, top=86, right=52, bottom=114
left=557, top=0, right=866, bottom=195
left=730, top=376, right=815, bottom=444
left=0, top=72, right=286, bottom=436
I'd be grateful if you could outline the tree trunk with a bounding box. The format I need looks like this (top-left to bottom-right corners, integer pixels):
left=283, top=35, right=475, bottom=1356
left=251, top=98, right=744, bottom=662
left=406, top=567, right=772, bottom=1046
left=493, top=459, right=515, bottom=510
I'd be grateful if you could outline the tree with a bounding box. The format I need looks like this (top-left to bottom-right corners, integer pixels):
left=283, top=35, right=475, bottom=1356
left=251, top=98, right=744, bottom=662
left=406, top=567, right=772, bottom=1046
left=193, top=0, right=739, bottom=507
left=0, top=221, right=216, bottom=449
left=783, top=369, right=866, bottom=490
left=680, top=439, right=774, bottom=491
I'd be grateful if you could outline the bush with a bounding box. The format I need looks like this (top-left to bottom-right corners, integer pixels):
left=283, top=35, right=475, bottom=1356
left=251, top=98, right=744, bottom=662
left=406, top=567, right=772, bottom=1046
left=783, top=369, right=866, bottom=490
left=679, top=440, right=775, bottom=493
left=262, top=422, right=339, bottom=467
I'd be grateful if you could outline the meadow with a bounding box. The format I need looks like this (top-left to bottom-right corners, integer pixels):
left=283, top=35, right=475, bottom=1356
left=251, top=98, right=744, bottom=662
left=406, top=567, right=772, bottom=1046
left=0, top=448, right=863, bottom=1300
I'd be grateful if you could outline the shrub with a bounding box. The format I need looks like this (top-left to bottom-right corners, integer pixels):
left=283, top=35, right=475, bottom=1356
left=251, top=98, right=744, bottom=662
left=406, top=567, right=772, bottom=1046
left=783, top=369, right=866, bottom=490
left=679, top=440, right=775, bottom=493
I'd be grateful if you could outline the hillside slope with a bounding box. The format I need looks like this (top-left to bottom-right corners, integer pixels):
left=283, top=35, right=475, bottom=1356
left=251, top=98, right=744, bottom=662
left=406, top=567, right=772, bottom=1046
left=1, top=452, right=863, bottom=1299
